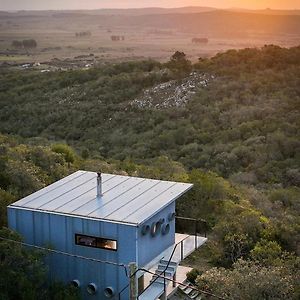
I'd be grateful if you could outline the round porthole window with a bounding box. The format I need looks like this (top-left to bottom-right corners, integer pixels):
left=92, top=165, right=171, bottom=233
left=162, top=223, right=170, bottom=235
left=104, top=287, right=115, bottom=298
left=150, top=221, right=161, bottom=237
left=70, top=279, right=80, bottom=288
left=141, top=224, right=150, bottom=235
left=159, top=218, right=165, bottom=224
left=87, top=283, right=97, bottom=295
left=168, top=212, right=176, bottom=221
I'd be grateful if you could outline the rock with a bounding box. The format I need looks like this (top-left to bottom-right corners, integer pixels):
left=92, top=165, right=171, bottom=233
left=130, top=72, right=215, bottom=110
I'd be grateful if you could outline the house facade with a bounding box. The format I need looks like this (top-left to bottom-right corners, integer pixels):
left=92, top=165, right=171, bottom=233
left=8, top=171, right=206, bottom=299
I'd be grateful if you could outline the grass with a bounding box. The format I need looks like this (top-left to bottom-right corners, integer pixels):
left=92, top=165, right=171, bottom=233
left=0, top=55, right=29, bottom=61
left=181, top=240, right=215, bottom=272
left=0, top=14, right=298, bottom=65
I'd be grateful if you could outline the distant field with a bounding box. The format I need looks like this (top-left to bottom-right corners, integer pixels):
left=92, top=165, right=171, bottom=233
left=0, top=9, right=299, bottom=66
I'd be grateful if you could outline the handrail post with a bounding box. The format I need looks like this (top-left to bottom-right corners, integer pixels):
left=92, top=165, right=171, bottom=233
left=129, top=262, right=138, bottom=300
left=181, top=240, right=183, bottom=261
left=195, top=219, right=198, bottom=249
left=173, top=272, right=176, bottom=288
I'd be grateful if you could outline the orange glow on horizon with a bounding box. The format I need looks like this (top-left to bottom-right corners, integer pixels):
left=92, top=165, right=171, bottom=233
left=0, top=0, right=299, bottom=11
left=175, top=0, right=300, bottom=10
left=82, top=0, right=300, bottom=10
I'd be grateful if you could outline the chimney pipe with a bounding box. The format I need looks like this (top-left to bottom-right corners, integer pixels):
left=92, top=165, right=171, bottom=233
left=97, top=172, right=102, bottom=198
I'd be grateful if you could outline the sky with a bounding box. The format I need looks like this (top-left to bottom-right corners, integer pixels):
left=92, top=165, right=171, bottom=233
left=0, top=0, right=299, bottom=11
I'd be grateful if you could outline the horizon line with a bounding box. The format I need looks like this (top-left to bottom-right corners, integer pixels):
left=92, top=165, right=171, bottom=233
left=1, top=6, right=300, bottom=13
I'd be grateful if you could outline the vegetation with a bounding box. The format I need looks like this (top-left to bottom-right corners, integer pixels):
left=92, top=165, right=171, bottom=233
left=0, top=46, right=299, bottom=187
left=196, top=257, right=299, bottom=300
left=0, top=228, right=79, bottom=300
left=0, top=45, right=299, bottom=299
left=11, top=39, right=37, bottom=49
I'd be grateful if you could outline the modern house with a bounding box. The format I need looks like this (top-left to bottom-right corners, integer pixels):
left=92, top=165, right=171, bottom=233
left=7, top=171, right=207, bottom=299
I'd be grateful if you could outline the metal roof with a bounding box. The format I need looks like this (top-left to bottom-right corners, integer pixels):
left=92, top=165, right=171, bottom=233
left=9, top=171, right=193, bottom=225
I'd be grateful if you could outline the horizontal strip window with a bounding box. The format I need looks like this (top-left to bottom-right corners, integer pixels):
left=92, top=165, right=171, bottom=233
left=75, top=234, right=117, bottom=251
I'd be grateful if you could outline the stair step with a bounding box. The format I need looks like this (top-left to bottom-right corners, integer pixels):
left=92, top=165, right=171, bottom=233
left=157, top=265, right=176, bottom=272
left=178, top=284, right=188, bottom=291
left=150, top=277, right=165, bottom=285
left=157, top=265, right=176, bottom=274
left=139, top=283, right=165, bottom=300
left=185, top=287, right=193, bottom=294
left=155, top=270, right=172, bottom=278
left=190, top=290, right=199, bottom=298
left=189, top=289, right=197, bottom=295
left=159, top=260, right=178, bottom=267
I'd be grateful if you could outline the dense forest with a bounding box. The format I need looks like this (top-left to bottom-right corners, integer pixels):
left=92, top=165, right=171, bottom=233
left=0, top=45, right=299, bottom=299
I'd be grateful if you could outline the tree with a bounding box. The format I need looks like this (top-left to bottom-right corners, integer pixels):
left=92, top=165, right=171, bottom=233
left=0, top=228, right=80, bottom=300
left=81, top=148, right=90, bottom=160
left=250, top=239, right=283, bottom=265
left=171, top=51, right=187, bottom=62
left=167, top=51, right=192, bottom=75
left=196, top=259, right=299, bottom=300
left=0, top=189, right=15, bottom=227
left=186, top=268, right=201, bottom=284
left=0, top=227, right=47, bottom=300
left=51, top=144, right=76, bottom=164
left=11, top=40, right=23, bottom=49
left=22, top=39, right=37, bottom=49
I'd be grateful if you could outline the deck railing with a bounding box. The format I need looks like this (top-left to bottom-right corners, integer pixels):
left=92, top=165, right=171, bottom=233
left=118, top=216, right=208, bottom=300
left=175, top=216, right=208, bottom=238
left=137, top=216, right=207, bottom=298
left=138, top=233, right=191, bottom=298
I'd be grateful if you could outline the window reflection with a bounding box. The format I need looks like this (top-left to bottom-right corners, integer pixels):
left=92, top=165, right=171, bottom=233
left=75, top=234, right=117, bottom=251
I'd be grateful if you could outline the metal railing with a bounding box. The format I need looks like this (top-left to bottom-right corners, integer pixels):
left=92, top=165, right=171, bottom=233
left=175, top=216, right=207, bottom=237
left=118, top=216, right=208, bottom=300
left=137, top=216, right=208, bottom=298
left=138, top=234, right=191, bottom=298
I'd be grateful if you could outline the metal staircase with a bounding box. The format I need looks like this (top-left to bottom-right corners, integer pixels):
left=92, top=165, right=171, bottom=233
left=152, top=259, right=178, bottom=285
left=137, top=217, right=208, bottom=300
left=178, top=281, right=202, bottom=299
left=139, top=259, right=178, bottom=300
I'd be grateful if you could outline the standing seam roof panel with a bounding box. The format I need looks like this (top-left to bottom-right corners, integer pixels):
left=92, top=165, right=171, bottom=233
left=9, top=171, right=193, bottom=225
left=23, top=172, right=95, bottom=209
left=124, top=183, right=193, bottom=223
left=71, top=175, right=133, bottom=215
left=86, top=178, right=146, bottom=216
left=14, top=171, right=87, bottom=206
left=40, top=177, right=98, bottom=211
left=39, top=178, right=95, bottom=210
left=88, top=179, right=160, bottom=218
left=103, top=181, right=177, bottom=221
left=54, top=174, right=118, bottom=212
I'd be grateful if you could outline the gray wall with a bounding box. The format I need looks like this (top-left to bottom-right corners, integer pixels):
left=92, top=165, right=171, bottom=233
left=8, top=207, right=137, bottom=300
left=137, top=202, right=175, bottom=267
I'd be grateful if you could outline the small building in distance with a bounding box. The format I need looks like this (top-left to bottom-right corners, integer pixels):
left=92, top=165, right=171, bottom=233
left=8, top=171, right=207, bottom=300
left=192, top=37, right=209, bottom=44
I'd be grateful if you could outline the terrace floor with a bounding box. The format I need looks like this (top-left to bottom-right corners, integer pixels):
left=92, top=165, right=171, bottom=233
left=143, top=233, right=207, bottom=271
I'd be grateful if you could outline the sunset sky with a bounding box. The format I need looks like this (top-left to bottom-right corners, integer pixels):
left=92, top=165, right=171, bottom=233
left=1, top=0, right=299, bottom=11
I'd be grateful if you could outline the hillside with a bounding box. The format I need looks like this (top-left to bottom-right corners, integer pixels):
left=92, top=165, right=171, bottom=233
left=0, top=45, right=299, bottom=299
left=3, top=10, right=300, bottom=38
left=1, top=8, right=299, bottom=66
left=1, top=6, right=299, bottom=16
left=121, top=11, right=300, bottom=37
left=0, top=132, right=299, bottom=298
left=2, top=10, right=299, bottom=37
left=1, top=45, right=299, bottom=187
